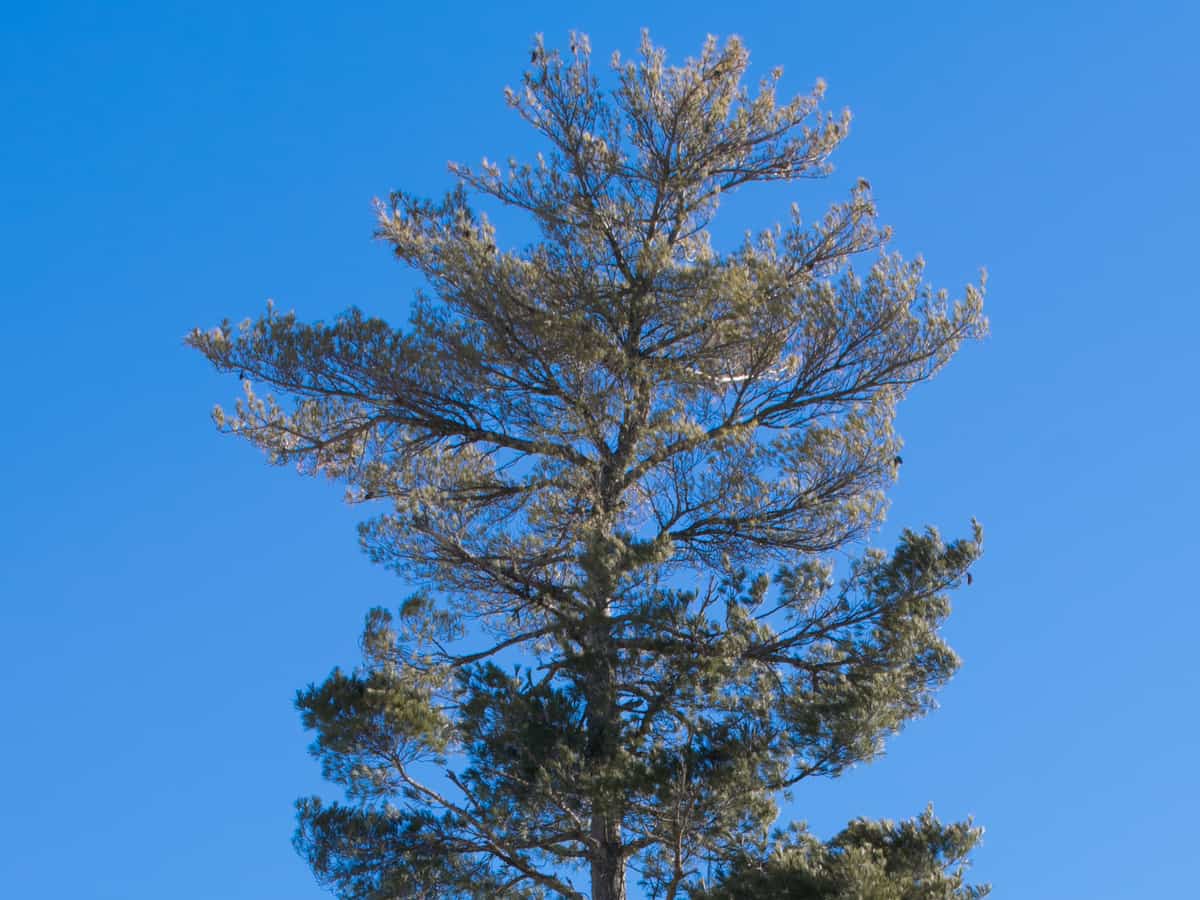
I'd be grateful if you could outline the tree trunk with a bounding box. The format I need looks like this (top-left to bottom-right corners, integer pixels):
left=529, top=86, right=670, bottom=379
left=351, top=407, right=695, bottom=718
left=589, top=813, right=627, bottom=900
left=584, top=611, right=626, bottom=900
left=584, top=384, right=647, bottom=900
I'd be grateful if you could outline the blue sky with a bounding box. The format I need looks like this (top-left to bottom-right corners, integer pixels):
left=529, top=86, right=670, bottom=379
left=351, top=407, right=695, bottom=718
left=2, top=1, right=1197, bottom=897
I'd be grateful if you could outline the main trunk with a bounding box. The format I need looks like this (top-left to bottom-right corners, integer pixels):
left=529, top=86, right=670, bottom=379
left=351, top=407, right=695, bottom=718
left=584, top=373, right=648, bottom=900
left=589, top=813, right=626, bottom=900
left=584, top=612, right=626, bottom=900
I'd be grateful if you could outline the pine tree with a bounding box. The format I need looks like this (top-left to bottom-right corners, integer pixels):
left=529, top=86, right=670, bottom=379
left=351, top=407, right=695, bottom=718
left=190, top=32, right=988, bottom=900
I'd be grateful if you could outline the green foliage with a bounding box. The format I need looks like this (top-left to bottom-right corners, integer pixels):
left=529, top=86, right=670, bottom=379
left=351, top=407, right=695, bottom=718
left=192, top=31, right=987, bottom=900
left=695, top=808, right=987, bottom=899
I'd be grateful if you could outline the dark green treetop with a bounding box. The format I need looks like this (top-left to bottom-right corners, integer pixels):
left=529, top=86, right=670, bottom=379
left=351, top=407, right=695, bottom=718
left=190, top=31, right=988, bottom=900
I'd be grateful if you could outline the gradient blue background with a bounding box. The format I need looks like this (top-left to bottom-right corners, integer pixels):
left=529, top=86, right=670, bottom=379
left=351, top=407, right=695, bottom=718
left=3, top=2, right=1197, bottom=897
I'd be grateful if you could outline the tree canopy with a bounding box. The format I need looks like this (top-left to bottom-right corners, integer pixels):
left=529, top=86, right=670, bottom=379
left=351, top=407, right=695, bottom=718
left=190, top=31, right=988, bottom=900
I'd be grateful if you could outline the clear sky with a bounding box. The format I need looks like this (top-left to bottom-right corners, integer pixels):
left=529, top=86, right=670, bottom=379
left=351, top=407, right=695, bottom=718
left=2, top=1, right=1197, bottom=897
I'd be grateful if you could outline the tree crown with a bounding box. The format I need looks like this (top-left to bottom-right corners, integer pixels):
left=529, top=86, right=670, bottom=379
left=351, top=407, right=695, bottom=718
left=190, top=31, right=987, bottom=900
